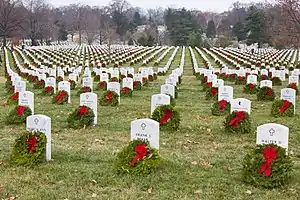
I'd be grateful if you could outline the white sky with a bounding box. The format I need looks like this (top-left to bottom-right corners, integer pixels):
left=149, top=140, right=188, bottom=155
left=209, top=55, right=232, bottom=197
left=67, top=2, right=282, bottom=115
left=48, top=0, right=264, bottom=13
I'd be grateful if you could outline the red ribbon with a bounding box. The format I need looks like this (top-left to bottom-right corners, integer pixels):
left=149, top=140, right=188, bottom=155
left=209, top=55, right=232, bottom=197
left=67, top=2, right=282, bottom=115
left=17, top=106, right=26, bottom=116
left=131, top=144, right=148, bottom=166
left=290, top=83, right=296, bottom=90
left=26, top=136, right=37, bottom=153
left=160, top=109, right=173, bottom=125
left=45, top=86, right=53, bottom=93
left=106, top=92, right=113, bottom=102
left=38, top=80, right=44, bottom=85
left=228, top=111, right=245, bottom=128
left=249, top=84, right=255, bottom=91
left=11, top=92, right=19, bottom=101
left=219, top=100, right=228, bottom=112
left=83, top=87, right=90, bottom=93
left=265, top=90, right=273, bottom=96
left=56, top=91, right=67, bottom=103
left=207, top=82, right=212, bottom=88
left=211, top=88, right=217, bottom=96
left=238, top=76, right=244, bottom=81
left=279, top=100, right=291, bottom=114
left=99, top=82, right=105, bottom=88
left=79, top=106, right=88, bottom=116
left=259, top=146, right=278, bottom=177
left=122, top=87, right=131, bottom=94
left=262, top=75, right=268, bottom=80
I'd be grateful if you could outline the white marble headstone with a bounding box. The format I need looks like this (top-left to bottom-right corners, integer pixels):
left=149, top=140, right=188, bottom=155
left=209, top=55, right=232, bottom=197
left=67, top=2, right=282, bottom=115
left=212, top=79, right=224, bottom=88
left=161, top=84, right=175, bottom=98
left=247, top=75, right=258, bottom=85
left=19, top=91, right=34, bottom=114
left=80, top=92, right=97, bottom=125
left=14, top=80, right=26, bottom=93
left=218, top=86, right=233, bottom=102
left=260, top=80, right=273, bottom=88
left=58, top=81, right=71, bottom=103
left=107, top=82, right=120, bottom=104
left=151, top=94, right=171, bottom=114
left=281, top=88, right=296, bottom=114
left=230, top=98, right=251, bottom=114
left=45, top=77, right=56, bottom=93
left=122, top=78, right=133, bottom=90
left=83, top=77, right=93, bottom=91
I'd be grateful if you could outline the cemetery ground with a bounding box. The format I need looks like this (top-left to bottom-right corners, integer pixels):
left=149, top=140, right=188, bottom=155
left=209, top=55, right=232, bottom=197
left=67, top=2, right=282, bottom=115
left=1, top=50, right=300, bottom=199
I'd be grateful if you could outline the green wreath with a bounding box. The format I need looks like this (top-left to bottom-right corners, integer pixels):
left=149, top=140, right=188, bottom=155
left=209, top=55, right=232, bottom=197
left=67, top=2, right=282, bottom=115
left=205, top=87, right=218, bottom=100
left=115, top=140, right=161, bottom=175
left=271, top=77, right=282, bottom=86
left=258, top=75, right=269, bottom=81
left=148, top=75, right=154, bottom=82
left=229, top=74, right=237, bottom=82
left=67, top=106, right=95, bottom=129
left=211, top=100, right=230, bottom=116
left=6, top=85, right=14, bottom=94
left=33, top=80, right=45, bottom=89
left=121, top=87, right=133, bottom=97
left=6, top=105, right=32, bottom=124
left=100, top=91, right=119, bottom=106
left=270, top=100, right=294, bottom=118
left=77, top=87, right=92, bottom=96
left=142, top=78, right=149, bottom=86
left=235, top=76, right=246, bottom=85
left=152, top=104, right=180, bottom=131
left=287, top=83, right=299, bottom=95
left=94, top=75, right=100, bottom=82
left=244, top=84, right=258, bottom=94
left=98, top=81, right=107, bottom=90
left=11, top=131, right=47, bottom=166
left=7, top=92, right=19, bottom=105
left=202, top=82, right=212, bottom=92
left=69, top=80, right=76, bottom=90
left=224, top=111, right=252, bottom=134
left=242, top=144, right=292, bottom=188
left=257, top=87, right=276, bottom=101
left=133, top=81, right=142, bottom=90
left=42, top=86, right=54, bottom=96
left=52, top=90, right=69, bottom=104
left=110, top=77, right=119, bottom=82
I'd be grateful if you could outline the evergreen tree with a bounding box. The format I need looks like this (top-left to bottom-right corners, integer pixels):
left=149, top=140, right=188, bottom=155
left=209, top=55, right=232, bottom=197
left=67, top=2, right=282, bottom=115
left=133, top=12, right=142, bottom=26
left=206, top=20, right=216, bottom=38
left=58, top=23, right=68, bottom=41
left=232, top=21, right=246, bottom=41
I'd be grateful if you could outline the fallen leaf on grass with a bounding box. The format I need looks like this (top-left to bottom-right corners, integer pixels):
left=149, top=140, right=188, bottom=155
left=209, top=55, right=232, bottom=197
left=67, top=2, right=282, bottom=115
left=224, top=167, right=233, bottom=171
left=92, top=193, right=97, bottom=197
left=191, top=161, right=199, bottom=165
left=245, top=190, right=252, bottom=195
left=147, top=187, right=152, bottom=194
left=9, top=196, right=17, bottom=200
left=203, top=162, right=211, bottom=167
left=91, top=180, right=97, bottom=184
left=0, top=162, right=8, bottom=166
left=194, top=189, right=202, bottom=194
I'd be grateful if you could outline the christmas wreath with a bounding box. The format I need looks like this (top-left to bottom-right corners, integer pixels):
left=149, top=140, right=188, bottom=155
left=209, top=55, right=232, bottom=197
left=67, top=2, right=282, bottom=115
left=271, top=77, right=282, bottom=86
left=6, top=105, right=32, bottom=124
left=242, top=144, right=292, bottom=188
left=98, top=81, right=107, bottom=90
left=205, top=87, right=218, bottom=100
left=67, top=106, right=95, bottom=129
left=110, top=77, right=119, bottom=82
left=121, top=87, right=133, bottom=97
left=235, top=76, right=246, bottom=85
left=244, top=84, right=258, bottom=94
left=224, top=111, right=251, bottom=134
left=42, top=86, right=54, bottom=96
left=115, top=140, right=161, bottom=175
left=127, top=74, right=133, bottom=78
left=142, top=77, right=149, bottom=86
left=229, top=74, right=237, bottom=82
left=270, top=100, right=294, bottom=117
left=152, top=105, right=180, bottom=131
left=287, top=83, right=299, bottom=95
left=94, top=75, right=100, bottom=82
left=202, top=82, right=212, bottom=92
left=148, top=75, right=154, bottom=82
left=57, top=76, right=64, bottom=82
left=211, top=100, right=230, bottom=116
left=69, top=80, right=76, bottom=90
left=257, top=87, right=276, bottom=101
left=77, top=87, right=92, bottom=96
left=52, top=90, right=68, bottom=104
left=259, top=75, right=269, bottom=81
left=158, top=71, right=166, bottom=76
left=100, top=91, right=119, bottom=106
left=11, top=131, right=47, bottom=166
left=133, top=81, right=142, bottom=90
left=28, top=75, right=38, bottom=83
left=200, top=76, right=207, bottom=85
left=33, top=80, right=45, bottom=89
left=7, top=92, right=19, bottom=105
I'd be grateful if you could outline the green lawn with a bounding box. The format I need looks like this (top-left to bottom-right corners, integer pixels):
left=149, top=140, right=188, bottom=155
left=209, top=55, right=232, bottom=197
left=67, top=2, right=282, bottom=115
left=0, top=47, right=300, bottom=200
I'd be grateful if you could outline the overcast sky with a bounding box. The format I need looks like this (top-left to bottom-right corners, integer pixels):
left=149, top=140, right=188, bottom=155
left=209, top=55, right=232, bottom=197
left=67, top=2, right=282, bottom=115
left=48, top=0, right=263, bottom=13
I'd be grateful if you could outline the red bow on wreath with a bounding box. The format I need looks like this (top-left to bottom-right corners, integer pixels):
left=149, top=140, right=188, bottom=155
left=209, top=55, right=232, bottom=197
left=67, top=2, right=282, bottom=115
left=264, top=90, right=273, bottom=96
left=228, top=111, right=245, bottom=128
left=249, top=84, right=255, bottom=91
left=131, top=144, right=148, bottom=166
left=11, top=92, right=19, bottom=101
left=56, top=91, right=67, bottom=103
left=207, top=82, right=212, bottom=88
left=279, top=100, right=291, bottom=114
left=290, top=83, right=296, bottom=90
left=79, top=106, right=88, bottom=116
left=38, top=80, right=44, bottom=85
left=45, top=86, right=53, bottom=93
left=106, top=92, right=113, bottom=102
left=99, top=82, right=105, bottom=88
left=211, top=88, right=217, bottom=96
left=160, top=109, right=173, bottom=125
left=238, top=76, right=244, bottom=81
left=26, top=136, right=37, bottom=153
left=259, top=146, right=278, bottom=177
left=122, top=87, right=131, bottom=93
left=219, top=100, right=228, bottom=112
left=83, top=87, right=90, bottom=93
left=17, top=106, right=26, bottom=116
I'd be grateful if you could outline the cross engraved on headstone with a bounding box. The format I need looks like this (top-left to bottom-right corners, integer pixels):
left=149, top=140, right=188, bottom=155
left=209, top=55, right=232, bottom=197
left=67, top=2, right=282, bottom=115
left=86, top=95, right=89, bottom=99
left=269, top=128, right=275, bottom=136
left=34, top=118, right=39, bottom=125
left=239, top=101, right=241, bottom=106
left=141, top=123, right=146, bottom=130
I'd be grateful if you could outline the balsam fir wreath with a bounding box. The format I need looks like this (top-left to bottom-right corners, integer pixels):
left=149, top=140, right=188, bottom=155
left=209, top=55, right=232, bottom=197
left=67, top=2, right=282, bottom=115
left=235, top=76, right=246, bottom=85
left=259, top=75, right=269, bottom=81
left=77, top=87, right=92, bottom=96
left=142, top=77, right=149, bottom=86
left=287, top=83, right=299, bottom=95
left=121, top=87, right=133, bottom=97
left=7, top=92, right=19, bottom=105
left=127, top=74, right=133, bottom=78
left=11, top=131, right=47, bottom=166
left=67, top=106, right=95, bottom=129
left=229, top=74, right=237, bottom=82
left=271, top=77, right=282, bottom=86
left=69, top=80, right=76, bottom=90
left=242, top=144, right=292, bottom=188
left=244, top=83, right=258, bottom=94
left=202, top=82, right=212, bottom=92
left=6, top=105, right=32, bottom=125
left=33, top=80, right=45, bottom=89
left=100, top=91, right=119, bottom=106
left=115, top=140, right=161, bottom=175
left=52, top=90, right=68, bottom=104
left=98, top=81, right=107, bottom=90
left=257, top=87, right=276, bottom=101
left=152, top=105, right=180, bottom=131
left=224, top=111, right=251, bottom=134
left=211, top=100, right=230, bottom=116
left=270, top=100, right=294, bottom=117
left=133, top=81, right=142, bottom=90
left=94, top=75, right=100, bottom=82
left=205, top=87, right=218, bottom=100
left=110, top=77, right=119, bottom=82
left=148, top=74, right=154, bottom=82
left=57, top=76, right=64, bottom=82
left=42, top=86, right=54, bottom=96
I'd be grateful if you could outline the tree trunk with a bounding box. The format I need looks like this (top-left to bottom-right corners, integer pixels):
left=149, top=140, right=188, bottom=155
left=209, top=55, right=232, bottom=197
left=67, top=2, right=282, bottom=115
left=79, top=29, right=82, bottom=45
left=3, top=36, right=7, bottom=47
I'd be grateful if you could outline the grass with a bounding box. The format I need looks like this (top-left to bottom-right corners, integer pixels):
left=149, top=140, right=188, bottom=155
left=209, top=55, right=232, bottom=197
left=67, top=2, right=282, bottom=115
left=1, top=47, right=300, bottom=199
